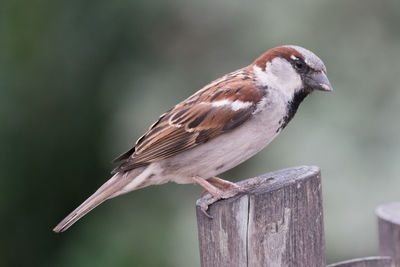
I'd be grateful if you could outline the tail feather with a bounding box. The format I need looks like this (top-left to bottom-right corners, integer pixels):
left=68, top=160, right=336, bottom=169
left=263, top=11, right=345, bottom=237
left=53, top=168, right=144, bottom=233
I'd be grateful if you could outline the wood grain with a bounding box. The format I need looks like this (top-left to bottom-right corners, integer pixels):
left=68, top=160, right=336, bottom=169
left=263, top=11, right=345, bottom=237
left=196, top=165, right=325, bottom=267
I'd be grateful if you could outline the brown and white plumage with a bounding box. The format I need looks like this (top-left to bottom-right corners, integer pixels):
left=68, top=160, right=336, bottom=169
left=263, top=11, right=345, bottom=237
left=112, top=72, right=262, bottom=173
left=53, top=45, right=332, bottom=232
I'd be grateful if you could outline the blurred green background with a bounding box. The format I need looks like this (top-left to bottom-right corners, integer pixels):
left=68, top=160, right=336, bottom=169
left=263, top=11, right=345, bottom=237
left=1, top=0, right=400, bottom=266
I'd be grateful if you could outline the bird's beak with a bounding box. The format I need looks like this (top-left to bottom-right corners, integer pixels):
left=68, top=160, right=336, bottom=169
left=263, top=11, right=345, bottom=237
left=304, top=71, right=333, bottom=92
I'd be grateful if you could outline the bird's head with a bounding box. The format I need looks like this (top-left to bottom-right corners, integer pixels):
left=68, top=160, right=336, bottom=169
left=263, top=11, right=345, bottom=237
left=252, top=45, right=332, bottom=97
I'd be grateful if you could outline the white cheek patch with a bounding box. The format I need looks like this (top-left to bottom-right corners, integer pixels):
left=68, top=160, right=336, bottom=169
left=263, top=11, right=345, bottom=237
left=208, top=100, right=253, bottom=111
left=253, top=58, right=303, bottom=97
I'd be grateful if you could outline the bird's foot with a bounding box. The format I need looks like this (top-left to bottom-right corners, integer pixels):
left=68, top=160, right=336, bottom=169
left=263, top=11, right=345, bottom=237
left=196, top=188, right=243, bottom=218
left=196, top=195, right=218, bottom=218
left=195, top=175, right=275, bottom=218
left=193, top=176, right=246, bottom=218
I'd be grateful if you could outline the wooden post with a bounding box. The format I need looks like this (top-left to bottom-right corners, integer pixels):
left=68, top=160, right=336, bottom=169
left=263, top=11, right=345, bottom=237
left=327, top=256, right=393, bottom=267
left=376, top=202, right=400, bottom=267
left=196, top=166, right=325, bottom=267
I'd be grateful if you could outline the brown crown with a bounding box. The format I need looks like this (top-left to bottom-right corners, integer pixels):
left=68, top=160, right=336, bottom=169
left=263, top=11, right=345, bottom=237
left=253, top=46, right=304, bottom=71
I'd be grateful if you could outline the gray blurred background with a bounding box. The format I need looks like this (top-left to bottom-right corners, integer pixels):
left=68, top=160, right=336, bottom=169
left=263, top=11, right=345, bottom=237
left=1, top=0, right=400, bottom=266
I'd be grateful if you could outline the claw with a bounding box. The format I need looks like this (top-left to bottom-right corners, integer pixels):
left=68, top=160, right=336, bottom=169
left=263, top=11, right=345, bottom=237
left=201, top=208, right=213, bottom=219
left=196, top=197, right=215, bottom=218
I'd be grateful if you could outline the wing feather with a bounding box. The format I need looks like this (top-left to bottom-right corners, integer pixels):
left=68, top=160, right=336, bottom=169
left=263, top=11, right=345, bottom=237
left=112, top=69, right=262, bottom=174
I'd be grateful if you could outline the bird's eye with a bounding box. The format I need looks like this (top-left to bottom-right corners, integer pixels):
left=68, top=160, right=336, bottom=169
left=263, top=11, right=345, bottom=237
left=294, top=59, right=306, bottom=71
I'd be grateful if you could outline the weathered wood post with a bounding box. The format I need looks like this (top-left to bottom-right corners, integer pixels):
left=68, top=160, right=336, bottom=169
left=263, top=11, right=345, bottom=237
left=196, top=166, right=325, bottom=267
left=376, top=202, right=400, bottom=267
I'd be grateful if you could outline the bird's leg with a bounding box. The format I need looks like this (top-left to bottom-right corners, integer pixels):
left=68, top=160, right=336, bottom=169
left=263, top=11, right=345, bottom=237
left=207, top=177, right=241, bottom=190
left=193, top=176, right=244, bottom=218
left=192, top=176, right=224, bottom=199
left=199, top=177, right=239, bottom=198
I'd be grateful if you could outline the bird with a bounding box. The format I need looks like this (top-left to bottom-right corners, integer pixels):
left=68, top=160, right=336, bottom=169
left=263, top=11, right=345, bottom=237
left=53, top=45, right=332, bottom=232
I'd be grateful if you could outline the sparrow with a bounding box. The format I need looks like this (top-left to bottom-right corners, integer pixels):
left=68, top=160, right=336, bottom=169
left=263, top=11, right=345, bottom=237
left=53, top=45, right=332, bottom=232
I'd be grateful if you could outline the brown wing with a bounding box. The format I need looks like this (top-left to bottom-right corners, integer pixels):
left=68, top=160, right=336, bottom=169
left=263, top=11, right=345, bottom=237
left=112, top=71, right=262, bottom=174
